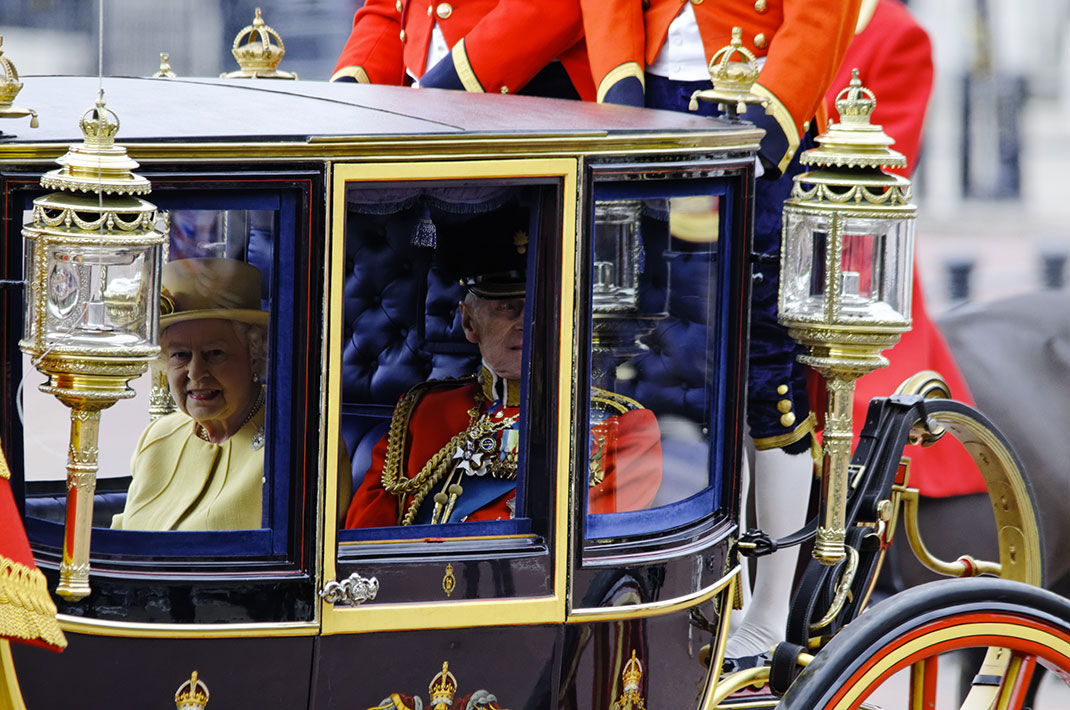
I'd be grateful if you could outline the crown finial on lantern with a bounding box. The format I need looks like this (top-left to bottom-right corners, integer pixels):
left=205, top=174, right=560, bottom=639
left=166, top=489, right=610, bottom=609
left=0, top=37, right=39, bottom=129
left=834, top=69, right=877, bottom=125
left=39, top=91, right=151, bottom=195
left=221, top=7, right=297, bottom=79
left=798, top=68, right=906, bottom=171
left=79, top=92, right=120, bottom=147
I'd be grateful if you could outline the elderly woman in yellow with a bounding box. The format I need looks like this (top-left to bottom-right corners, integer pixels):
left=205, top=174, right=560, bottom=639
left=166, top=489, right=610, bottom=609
left=112, top=258, right=269, bottom=531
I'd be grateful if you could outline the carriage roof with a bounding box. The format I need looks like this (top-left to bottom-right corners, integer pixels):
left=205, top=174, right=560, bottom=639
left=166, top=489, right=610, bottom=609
left=9, top=76, right=759, bottom=154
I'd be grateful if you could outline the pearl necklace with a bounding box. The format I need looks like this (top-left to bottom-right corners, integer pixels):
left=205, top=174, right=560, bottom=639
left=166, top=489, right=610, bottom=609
left=196, top=387, right=265, bottom=444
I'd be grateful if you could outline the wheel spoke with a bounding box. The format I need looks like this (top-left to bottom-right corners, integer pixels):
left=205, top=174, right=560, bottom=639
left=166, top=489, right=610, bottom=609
left=909, top=656, right=938, bottom=710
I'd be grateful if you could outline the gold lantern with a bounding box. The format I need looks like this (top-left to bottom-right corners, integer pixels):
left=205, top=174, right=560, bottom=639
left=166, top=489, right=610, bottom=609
left=220, top=8, right=297, bottom=80
left=778, top=70, right=916, bottom=565
left=20, top=94, right=165, bottom=600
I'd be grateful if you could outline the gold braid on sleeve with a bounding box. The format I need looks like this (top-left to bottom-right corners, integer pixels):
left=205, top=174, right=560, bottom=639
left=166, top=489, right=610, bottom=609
left=379, top=378, right=479, bottom=525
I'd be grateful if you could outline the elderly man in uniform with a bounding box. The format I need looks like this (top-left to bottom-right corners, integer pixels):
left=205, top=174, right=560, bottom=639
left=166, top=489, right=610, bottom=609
left=345, top=209, right=662, bottom=529
left=330, top=0, right=594, bottom=100
left=578, top=0, right=862, bottom=660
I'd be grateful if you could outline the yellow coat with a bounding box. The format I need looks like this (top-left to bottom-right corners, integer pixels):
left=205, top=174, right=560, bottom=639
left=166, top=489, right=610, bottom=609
left=112, top=409, right=265, bottom=531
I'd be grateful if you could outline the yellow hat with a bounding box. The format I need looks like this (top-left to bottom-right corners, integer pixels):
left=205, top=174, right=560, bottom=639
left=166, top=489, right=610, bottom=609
left=160, top=258, right=269, bottom=328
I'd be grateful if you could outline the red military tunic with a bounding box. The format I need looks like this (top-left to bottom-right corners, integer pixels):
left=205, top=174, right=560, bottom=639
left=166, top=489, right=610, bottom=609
left=331, top=0, right=595, bottom=100
left=581, top=0, right=861, bottom=171
left=824, top=0, right=985, bottom=497
left=345, top=378, right=662, bottom=528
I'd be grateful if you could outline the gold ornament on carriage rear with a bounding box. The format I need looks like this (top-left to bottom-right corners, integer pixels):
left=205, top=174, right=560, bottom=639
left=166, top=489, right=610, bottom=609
left=221, top=7, right=297, bottom=80
left=688, top=27, right=768, bottom=118
left=153, top=52, right=177, bottom=79
left=175, top=671, right=210, bottom=709
left=0, top=38, right=38, bottom=130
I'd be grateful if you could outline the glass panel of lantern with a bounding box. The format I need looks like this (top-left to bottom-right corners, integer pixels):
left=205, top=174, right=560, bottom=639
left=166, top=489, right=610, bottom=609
left=837, top=217, right=913, bottom=323
left=23, top=194, right=162, bottom=351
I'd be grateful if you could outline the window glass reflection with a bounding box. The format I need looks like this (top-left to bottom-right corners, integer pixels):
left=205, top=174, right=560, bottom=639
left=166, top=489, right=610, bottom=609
left=21, top=208, right=277, bottom=533
left=587, top=196, right=722, bottom=533
left=338, top=185, right=540, bottom=536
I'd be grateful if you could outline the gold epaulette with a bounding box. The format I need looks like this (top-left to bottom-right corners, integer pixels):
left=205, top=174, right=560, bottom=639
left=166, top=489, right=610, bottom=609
left=380, top=376, right=477, bottom=525
left=591, top=387, right=646, bottom=415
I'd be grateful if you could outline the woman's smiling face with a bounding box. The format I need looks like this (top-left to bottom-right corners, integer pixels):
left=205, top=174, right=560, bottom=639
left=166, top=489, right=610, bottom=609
left=162, top=319, right=258, bottom=432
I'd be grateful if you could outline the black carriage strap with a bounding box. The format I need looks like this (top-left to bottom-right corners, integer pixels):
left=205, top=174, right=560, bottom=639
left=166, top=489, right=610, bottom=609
left=737, top=519, right=817, bottom=558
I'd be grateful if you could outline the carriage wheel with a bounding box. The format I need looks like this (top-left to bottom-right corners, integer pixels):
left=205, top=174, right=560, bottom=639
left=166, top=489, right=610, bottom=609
left=778, top=577, right=1070, bottom=710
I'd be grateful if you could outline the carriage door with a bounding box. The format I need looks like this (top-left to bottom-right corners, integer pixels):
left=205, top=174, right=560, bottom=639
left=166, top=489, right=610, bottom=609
left=315, top=159, right=577, bottom=708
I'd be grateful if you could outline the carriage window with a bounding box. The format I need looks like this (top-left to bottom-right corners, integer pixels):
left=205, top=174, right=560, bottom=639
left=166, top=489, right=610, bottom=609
left=337, top=182, right=548, bottom=543
left=585, top=192, right=727, bottom=539
left=20, top=194, right=293, bottom=556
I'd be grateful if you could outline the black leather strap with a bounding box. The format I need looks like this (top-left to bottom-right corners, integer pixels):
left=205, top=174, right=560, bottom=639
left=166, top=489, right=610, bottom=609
left=769, top=642, right=808, bottom=696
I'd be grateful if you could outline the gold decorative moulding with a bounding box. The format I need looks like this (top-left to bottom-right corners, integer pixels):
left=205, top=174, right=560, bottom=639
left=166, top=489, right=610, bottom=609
left=221, top=8, right=297, bottom=80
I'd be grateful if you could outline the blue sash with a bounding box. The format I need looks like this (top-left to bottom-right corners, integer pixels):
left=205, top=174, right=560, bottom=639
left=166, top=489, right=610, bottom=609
left=411, top=475, right=516, bottom=525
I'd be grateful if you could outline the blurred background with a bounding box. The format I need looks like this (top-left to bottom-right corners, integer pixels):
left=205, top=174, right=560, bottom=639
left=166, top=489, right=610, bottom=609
left=0, top=0, right=1068, bottom=312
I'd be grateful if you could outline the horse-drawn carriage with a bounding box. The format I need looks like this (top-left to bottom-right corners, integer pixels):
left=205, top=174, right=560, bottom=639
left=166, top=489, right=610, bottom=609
left=0, top=32, right=1066, bottom=710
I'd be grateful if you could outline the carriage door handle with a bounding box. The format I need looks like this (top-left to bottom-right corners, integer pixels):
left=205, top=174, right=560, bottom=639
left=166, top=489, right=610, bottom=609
left=320, top=572, right=379, bottom=606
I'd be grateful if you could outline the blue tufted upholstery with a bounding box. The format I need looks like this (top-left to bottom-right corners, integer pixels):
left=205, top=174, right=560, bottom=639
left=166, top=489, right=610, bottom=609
left=26, top=479, right=129, bottom=529
left=341, top=209, right=483, bottom=490
left=342, top=211, right=480, bottom=406
left=617, top=249, right=715, bottom=422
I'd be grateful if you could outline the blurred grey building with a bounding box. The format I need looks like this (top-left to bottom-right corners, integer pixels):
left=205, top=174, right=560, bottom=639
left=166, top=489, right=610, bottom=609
left=0, top=0, right=358, bottom=80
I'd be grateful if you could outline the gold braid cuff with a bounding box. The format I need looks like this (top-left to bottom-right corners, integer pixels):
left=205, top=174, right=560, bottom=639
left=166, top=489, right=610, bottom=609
left=751, top=411, right=817, bottom=451
left=596, top=62, right=644, bottom=104
left=0, top=558, right=66, bottom=649
left=752, top=83, right=801, bottom=174
left=329, top=66, right=371, bottom=83
left=452, top=39, right=485, bottom=93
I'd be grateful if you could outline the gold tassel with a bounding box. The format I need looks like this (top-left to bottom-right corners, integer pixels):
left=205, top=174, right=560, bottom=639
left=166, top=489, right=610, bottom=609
left=0, top=559, right=66, bottom=649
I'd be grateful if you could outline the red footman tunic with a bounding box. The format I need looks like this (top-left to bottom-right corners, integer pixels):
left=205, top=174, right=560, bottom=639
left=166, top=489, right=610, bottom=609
left=331, top=0, right=595, bottom=100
